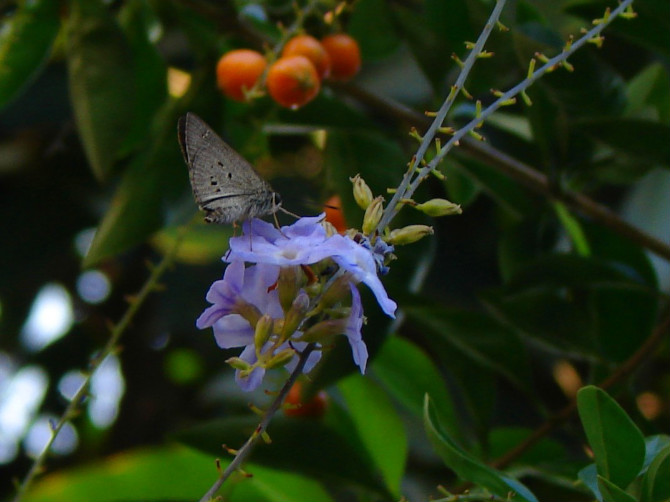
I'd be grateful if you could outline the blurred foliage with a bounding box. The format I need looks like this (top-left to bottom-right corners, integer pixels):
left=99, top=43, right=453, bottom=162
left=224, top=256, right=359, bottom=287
left=1, top=0, right=668, bottom=501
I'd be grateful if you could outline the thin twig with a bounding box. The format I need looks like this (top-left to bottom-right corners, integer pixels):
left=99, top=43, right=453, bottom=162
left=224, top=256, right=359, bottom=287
left=197, top=344, right=316, bottom=502
left=376, top=0, right=508, bottom=233
left=12, top=222, right=193, bottom=502
left=489, top=304, right=670, bottom=470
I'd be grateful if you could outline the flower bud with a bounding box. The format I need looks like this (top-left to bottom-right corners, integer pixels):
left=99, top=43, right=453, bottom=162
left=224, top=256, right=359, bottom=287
left=281, top=291, right=310, bottom=342
left=265, top=348, right=296, bottom=369
left=235, top=300, right=262, bottom=329
left=414, top=198, right=462, bottom=217
left=387, top=225, right=434, bottom=245
left=320, top=273, right=352, bottom=310
left=300, top=318, right=346, bottom=342
left=225, top=357, right=252, bottom=371
left=350, top=174, right=373, bottom=209
left=278, top=266, right=301, bottom=314
left=254, top=314, right=274, bottom=354
left=362, top=196, right=384, bottom=235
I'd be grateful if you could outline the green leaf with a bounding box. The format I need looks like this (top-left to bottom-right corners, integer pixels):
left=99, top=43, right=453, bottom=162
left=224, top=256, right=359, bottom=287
left=338, top=374, right=407, bottom=496
left=577, top=386, right=646, bottom=489
left=349, top=0, right=400, bottom=60
left=575, top=118, right=670, bottom=167
left=553, top=201, right=591, bottom=256
left=641, top=444, right=670, bottom=502
left=424, top=395, right=538, bottom=502
left=372, top=336, right=464, bottom=444
left=404, top=305, right=533, bottom=394
left=25, top=446, right=332, bottom=502
left=625, top=63, right=670, bottom=124
left=118, top=0, right=168, bottom=154
left=0, top=0, right=60, bottom=108
left=66, top=0, right=136, bottom=181
left=174, top=415, right=391, bottom=497
left=488, top=427, right=566, bottom=466
left=597, top=475, right=638, bottom=502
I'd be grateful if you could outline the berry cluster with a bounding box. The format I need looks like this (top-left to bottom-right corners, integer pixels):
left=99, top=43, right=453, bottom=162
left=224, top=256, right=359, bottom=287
left=216, top=34, right=361, bottom=109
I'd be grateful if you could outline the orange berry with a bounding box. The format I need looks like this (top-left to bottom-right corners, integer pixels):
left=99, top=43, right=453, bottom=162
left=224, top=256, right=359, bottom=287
left=266, top=55, right=320, bottom=109
left=324, top=194, right=347, bottom=233
left=282, top=34, right=332, bottom=80
left=321, top=34, right=361, bottom=81
left=216, top=49, right=267, bottom=102
left=284, top=381, right=328, bottom=418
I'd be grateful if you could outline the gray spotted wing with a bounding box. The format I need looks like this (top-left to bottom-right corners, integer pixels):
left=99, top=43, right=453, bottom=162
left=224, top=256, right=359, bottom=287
left=178, top=113, right=279, bottom=224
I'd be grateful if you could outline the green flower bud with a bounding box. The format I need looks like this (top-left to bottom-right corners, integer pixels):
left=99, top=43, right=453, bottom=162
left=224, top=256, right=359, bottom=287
left=235, top=300, right=262, bottom=329
left=387, top=225, right=434, bottom=245
left=362, top=196, right=384, bottom=235
left=225, top=357, right=252, bottom=371
left=300, top=318, right=346, bottom=343
left=254, top=314, right=274, bottom=354
left=265, top=348, right=296, bottom=369
left=350, top=174, right=373, bottom=210
left=278, top=266, right=301, bottom=314
left=414, top=198, right=462, bottom=217
left=320, top=273, right=352, bottom=310
left=281, top=292, right=310, bottom=342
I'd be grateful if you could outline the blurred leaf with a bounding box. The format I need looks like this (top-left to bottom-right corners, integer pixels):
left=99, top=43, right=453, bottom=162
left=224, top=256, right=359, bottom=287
left=349, top=0, right=400, bottom=60
left=575, top=118, right=670, bottom=167
left=625, top=63, right=670, bottom=124
left=578, top=463, right=602, bottom=501
left=405, top=304, right=533, bottom=394
left=25, top=446, right=332, bottom=502
left=597, top=476, right=637, bottom=502
left=565, top=0, right=670, bottom=58
left=643, top=435, right=670, bottom=468
left=577, top=386, right=646, bottom=489
left=338, top=374, right=407, bottom=496
left=424, top=396, right=538, bottom=502
left=0, top=0, right=59, bottom=108
left=118, top=0, right=168, bottom=154
left=373, top=336, right=465, bottom=445
left=152, top=223, right=233, bottom=265
left=443, top=158, right=481, bottom=207
left=65, top=0, right=136, bottom=181
left=174, top=415, right=392, bottom=497
left=454, top=153, right=539, bottom=218
left=488, top=427, right=566, bottom=466
left=482, top=254, right=657, bottom=361
left=553, top=201, right=590, bottom=256
left=641, top=444, right=670, bottom=502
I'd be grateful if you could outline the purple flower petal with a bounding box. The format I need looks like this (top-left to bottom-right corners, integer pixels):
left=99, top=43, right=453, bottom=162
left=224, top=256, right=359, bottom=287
left=345, top=284, right=368, bottom=373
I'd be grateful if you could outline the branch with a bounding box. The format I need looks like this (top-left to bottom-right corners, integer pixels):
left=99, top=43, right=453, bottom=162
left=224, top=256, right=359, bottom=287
left=197, top=343, right=316, bottom=502
left=11, top=222, right=193, bottom=502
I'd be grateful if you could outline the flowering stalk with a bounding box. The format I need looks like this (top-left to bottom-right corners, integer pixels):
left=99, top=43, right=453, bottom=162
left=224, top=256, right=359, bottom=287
left=376, top=0, right=636, bottom=234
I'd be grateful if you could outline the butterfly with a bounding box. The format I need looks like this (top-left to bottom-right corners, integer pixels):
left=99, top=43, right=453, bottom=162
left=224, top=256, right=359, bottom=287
left=178, top=112, right=281, bottom=224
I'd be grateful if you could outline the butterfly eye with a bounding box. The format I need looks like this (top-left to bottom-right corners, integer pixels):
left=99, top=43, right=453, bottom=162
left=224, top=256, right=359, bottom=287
left=274, top=193, right=282, bottom=205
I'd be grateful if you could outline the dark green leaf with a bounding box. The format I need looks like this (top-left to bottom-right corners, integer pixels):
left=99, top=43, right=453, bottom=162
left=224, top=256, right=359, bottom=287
left=641, top=444, right=670, bottom=502
left=66, top=0, right=136, bottom=181
left=373, top=336, right=465, bottom=445
left=349, top=0, right=400, bottom=60
left=488, top=427, right=566, bottom=466
left=626, top=63, right=670, bottom=124
left=338, top=374, right=407, bottom=495
left=0, top=0, right=60, bottom=108
left=575, top=118, right=670, bottom=167
left=405, top=305, right=533, bottom=394
left=174, top=415, right=391, bottom=497
left=597, top=476, right=638, bottom=502
left=577, top=386, right=646, bottom=489
left=424, top=396, right=538, bottom=502
left=118, top=0, right=168, bottom=155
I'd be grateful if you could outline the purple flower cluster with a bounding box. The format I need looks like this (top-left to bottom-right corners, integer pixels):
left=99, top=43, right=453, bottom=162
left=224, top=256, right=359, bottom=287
left=196, top=215, right=396, bottom=391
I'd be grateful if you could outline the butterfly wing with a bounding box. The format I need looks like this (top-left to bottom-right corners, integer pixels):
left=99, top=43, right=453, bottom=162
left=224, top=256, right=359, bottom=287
left=178, top=113, right=277, bottom=224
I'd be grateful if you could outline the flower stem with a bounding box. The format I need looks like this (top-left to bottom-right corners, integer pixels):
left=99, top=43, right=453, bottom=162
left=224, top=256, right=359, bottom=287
left=197, top=343, right=316, bottom=502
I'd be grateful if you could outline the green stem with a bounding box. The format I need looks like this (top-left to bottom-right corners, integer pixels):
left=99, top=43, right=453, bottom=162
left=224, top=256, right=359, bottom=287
left=11, top=222, right=193, bottom=502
